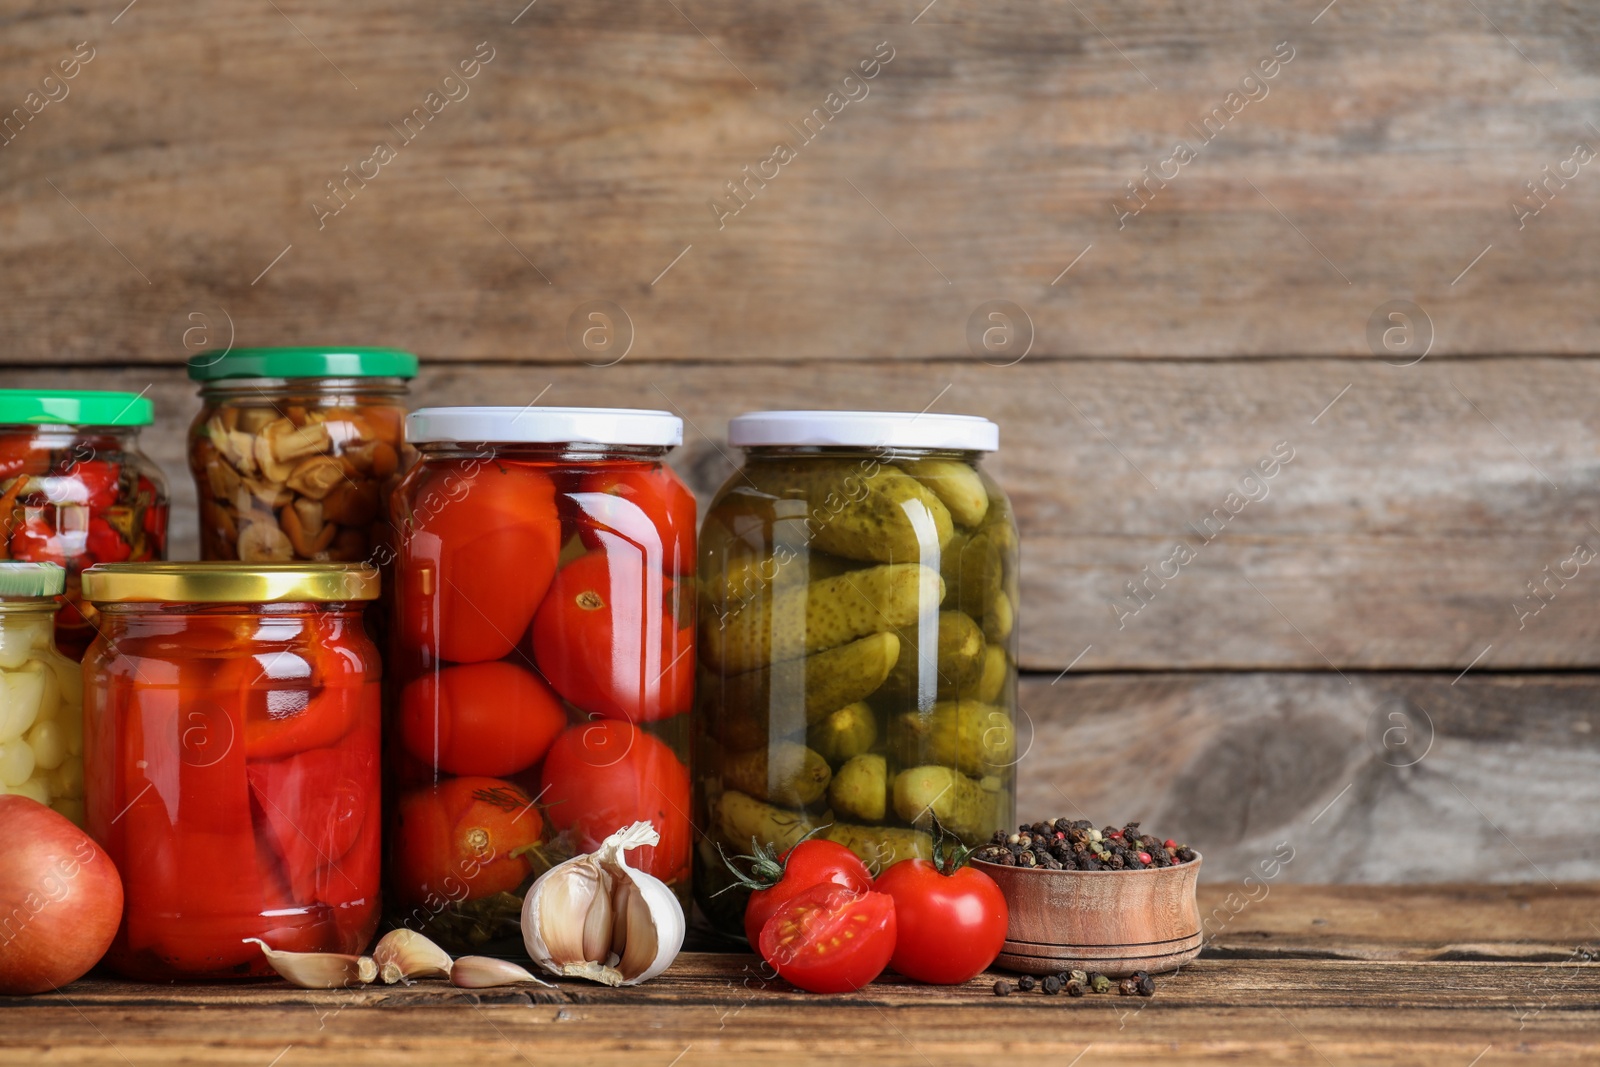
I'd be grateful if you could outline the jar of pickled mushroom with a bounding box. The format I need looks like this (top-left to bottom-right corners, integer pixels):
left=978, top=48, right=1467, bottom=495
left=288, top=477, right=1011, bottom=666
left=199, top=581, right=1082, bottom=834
left=387, top=407, right=695, bottom=955
left=186, top=347, right=416, bottom=565
left=0, top=562, right=85, bottom=825
left=81, top=562, right=381, bottom=982
left=695, top=410, right=1018, bottom=939
left=0, top=389, right=168, bottom=659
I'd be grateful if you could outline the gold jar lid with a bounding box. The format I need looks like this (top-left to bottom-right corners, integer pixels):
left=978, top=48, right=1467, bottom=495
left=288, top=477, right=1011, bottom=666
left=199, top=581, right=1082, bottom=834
left=81, top=562, right=380, bottom=603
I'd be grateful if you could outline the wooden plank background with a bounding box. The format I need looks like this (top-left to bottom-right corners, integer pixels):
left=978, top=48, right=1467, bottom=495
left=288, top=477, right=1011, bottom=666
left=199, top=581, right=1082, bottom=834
left=2, top=2, right=1598, bottom=881
left=7, top=886, right=1600, bottom=1065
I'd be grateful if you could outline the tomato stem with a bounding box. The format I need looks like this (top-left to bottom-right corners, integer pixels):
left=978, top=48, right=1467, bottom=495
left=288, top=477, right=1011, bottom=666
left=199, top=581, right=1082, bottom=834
left=713, top=824, right=832, bottom=895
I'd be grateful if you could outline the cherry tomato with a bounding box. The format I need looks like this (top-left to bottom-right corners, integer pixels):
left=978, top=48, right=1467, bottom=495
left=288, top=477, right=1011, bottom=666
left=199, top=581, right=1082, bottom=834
left=530, top=547, right=692, bottom=723
left=738, top=839, right=873, bottom=947
left=398, top=661, right=567, bottom=777
left=758, top=883, right=897, bottom=994
left=575, top=466, right=696, bottom=575
left=874, top=857, right=1008, bottom=984
left=539, top=720, right=690, bottom=882
left=395, top=460, right=561, bottom=664
left=390, top=777, right=543, bottom=906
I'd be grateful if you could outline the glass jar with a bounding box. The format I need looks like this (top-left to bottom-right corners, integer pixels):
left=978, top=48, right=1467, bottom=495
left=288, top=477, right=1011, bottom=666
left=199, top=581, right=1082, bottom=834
left=81, top=562, right=382, bottom=982
left=186, top=347, right=417, bottom=566
left=387, top=407, right=695, bottom=955
left=0, top=389, right=169, bottom=659
left=694, top=410, right=1018, bottom=939
left=0, top=562, right=86, bottom=825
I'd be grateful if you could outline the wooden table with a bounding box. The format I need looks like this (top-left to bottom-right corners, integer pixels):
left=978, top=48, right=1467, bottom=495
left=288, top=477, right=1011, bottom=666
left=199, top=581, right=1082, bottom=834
left=6, top=884, right=1597, bottom=1065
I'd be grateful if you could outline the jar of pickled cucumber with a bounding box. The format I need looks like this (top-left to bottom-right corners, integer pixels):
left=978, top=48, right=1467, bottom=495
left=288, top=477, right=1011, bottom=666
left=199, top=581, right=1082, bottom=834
left=0, top=562, right=85, bottom=825
left=695, top=410, right=1018, bottom=939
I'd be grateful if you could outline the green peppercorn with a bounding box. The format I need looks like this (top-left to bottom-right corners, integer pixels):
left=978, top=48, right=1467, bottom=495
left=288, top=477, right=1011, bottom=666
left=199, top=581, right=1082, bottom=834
left=1089, top=972, right=1112, bottom=994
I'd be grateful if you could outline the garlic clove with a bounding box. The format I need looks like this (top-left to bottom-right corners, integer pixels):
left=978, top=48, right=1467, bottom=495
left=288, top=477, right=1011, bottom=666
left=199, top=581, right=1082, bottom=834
left=537, top=860, right=602, bottom=968
left=244, top=939, right=377, bottom=989
left=371, top=929, right=453, bottom=984
left=449, top=956, right=554, bottom=989
left=522, top=820, right=685, bottom=987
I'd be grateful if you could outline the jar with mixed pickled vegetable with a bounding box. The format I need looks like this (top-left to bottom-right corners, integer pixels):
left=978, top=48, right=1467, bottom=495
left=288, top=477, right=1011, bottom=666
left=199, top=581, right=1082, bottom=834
left=0, top=562, right=85, bottom=825
left=186, top=347, right=416, bottom=565
left=695, top=410, right=1018, bottom=939
left=81, top=562, right=382, bottom=982
left=0, top=389, right=168, bottom=659
left=387, top=407, right=695, bottom=955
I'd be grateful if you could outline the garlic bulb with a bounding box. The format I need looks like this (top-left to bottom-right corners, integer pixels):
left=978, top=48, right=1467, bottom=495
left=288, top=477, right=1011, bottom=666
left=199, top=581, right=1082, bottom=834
left=522, top=821, right=684, bottom=986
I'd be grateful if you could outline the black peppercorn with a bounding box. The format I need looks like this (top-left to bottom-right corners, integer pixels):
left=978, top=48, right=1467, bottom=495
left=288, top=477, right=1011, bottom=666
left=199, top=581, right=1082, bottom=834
left=1135, top=972, right=1155, bottom=997
left=1064, top=979, right=1085, bottom=997
left=1117, top=978, right=1139, bottom=996
left=1042, top=975, right=1063, bottom=995
left=993, top=980, right=1012, bottom=996
left=1017, top=975, right=1036, bottom=992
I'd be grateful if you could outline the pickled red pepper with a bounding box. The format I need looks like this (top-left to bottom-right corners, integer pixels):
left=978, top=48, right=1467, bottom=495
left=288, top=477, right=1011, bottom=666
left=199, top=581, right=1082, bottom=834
left=82, top=563, right=381, bottom=982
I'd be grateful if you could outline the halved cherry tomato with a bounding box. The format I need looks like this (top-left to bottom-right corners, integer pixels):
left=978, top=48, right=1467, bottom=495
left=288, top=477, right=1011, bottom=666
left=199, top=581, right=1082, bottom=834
left=391, top=776, right=543, bottom=906
left=530, top=545, right=692, bottom=723
left=575, top=465, right=696, bottom=575
left=738, top=839, right=873, bottom=947
left=539, top=719, right=691, bottom=882
left=395, top=460, right=561, bottom=664
left=398, top=660, right=566, bottom=777
left=874, top=856, right=1008, bottom=984
left=758, top=883, right=897, bottom=994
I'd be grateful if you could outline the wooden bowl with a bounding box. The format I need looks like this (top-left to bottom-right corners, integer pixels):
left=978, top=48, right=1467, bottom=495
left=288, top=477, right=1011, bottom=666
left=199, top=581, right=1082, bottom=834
left=972, top=853, right=1203, bottom=977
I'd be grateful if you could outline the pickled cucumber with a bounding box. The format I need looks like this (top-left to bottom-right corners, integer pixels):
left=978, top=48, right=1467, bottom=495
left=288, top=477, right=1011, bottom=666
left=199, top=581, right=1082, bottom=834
left=828, top=754, right=887, bottom=822
left=892, top=765, right=997, bottom=842
left=702, top=563, right=942, bottom=673
left=723, top=742, right=833, bottom=807
left=975, top=644, right=1008, bottom=704
left=902, top=458, right=989, bottom=528
left=713, top=789, right=830, bottom=854
left=890, top=699, right=1016, bottom=778
left=709, top=633, right=900, bottom=743
left=807, top=702, right=878, bottom=765
left=880, top=609, right=985, bottom=701
left=983, top=590, right=1014, bottom=643
left=746, top=461, right=954, bottom=563
left=824, top=822, right=933, bottom=871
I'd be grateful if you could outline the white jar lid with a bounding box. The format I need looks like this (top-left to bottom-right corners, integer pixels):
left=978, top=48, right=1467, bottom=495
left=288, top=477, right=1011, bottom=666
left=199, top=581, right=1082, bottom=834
left=407, top=406, right=683, bottom=447
left=728, top=410, right=998, bottom=452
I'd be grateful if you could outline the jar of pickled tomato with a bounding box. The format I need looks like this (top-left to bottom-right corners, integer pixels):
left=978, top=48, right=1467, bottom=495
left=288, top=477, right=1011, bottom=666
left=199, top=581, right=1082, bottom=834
left=0, top=562, right=85, bottom=825
left=0, top=389, right=169, bottom=659
left=81, top=562, right=381, bottom=982
left=186, top=347, right=417, bottom=565
left=694, top=411, right=1018, bottom=939
left=387, top=407, right=695, bottom=954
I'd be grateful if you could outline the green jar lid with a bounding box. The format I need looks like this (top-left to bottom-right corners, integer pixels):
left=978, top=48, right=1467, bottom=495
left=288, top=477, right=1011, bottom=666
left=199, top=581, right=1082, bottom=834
left=0, top=389, right=154, bottom=427
left=187, top=347, right=419, bottom=382
left=0, top=562, right=66, bottom=597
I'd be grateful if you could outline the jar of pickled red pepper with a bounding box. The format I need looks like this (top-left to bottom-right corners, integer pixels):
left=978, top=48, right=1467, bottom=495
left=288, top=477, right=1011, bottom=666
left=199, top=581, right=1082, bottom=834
left=186, top=347, right=417, bottom=565
left=0, top=390, right=169, bottom=659
left=695, top=411, right=1018, bottom=939
left=0, top=562, right=86, bottom=825
left=81, top=562, right=381, bottom=982
left=387, top=407, right=695, bottom=954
